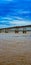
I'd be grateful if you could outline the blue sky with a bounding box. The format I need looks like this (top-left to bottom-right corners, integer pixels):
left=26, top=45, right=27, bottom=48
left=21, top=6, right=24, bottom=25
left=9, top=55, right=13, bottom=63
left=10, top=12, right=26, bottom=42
left=0, top=0, right=31, bottom=28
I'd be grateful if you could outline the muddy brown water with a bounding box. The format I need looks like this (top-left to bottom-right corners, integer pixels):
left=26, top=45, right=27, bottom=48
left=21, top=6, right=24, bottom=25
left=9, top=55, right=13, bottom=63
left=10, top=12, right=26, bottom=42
left=0, top=33, right=31, bottom=65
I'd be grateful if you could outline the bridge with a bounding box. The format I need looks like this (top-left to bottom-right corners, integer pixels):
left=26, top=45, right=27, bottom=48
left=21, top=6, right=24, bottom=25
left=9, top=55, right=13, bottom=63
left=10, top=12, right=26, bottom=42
left=0, top=25, right=31, bottom=33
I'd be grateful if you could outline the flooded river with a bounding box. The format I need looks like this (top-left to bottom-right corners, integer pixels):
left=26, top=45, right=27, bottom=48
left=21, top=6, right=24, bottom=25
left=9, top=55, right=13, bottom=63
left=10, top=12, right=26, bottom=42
left=0, top=33, right=31, bottom=65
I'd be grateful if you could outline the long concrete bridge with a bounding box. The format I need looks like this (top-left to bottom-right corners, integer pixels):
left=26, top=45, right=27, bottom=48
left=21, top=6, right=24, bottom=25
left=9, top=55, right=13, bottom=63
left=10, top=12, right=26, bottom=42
left=0, top=25, right=31, bottom=33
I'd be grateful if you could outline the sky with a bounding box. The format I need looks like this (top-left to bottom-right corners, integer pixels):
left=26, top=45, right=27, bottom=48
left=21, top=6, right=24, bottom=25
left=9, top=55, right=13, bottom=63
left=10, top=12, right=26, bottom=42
left=0, top=0, right=31, bottom=28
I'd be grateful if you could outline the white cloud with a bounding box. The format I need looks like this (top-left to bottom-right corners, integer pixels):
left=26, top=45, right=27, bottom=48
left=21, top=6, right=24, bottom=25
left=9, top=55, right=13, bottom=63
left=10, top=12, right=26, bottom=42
left=0, top=16, right=31, bottom=28
left=14, top=16, right=23, bottom=20
left=1, top=20, right=7, bottom=23
left=10, top=20, right=31, bottom=25
left=0, top=25, right=8, bottom=28
left=0, top=16, right=13, bottom=23
left=0, top=16, right=23, bottom=22
left=0, top=20, right=31, bottom=28
left=2, top=17, right=12, bottom=20
left=18, top=10, right=31, bottom=14
left=10, top=20, right=31, bottom=26
left=0, top=24, right=16, bottom=28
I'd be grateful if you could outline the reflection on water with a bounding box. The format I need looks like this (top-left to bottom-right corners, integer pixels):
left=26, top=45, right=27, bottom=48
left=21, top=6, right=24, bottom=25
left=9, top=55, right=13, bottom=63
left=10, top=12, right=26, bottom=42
left=0, top=33, right=31, bottom=40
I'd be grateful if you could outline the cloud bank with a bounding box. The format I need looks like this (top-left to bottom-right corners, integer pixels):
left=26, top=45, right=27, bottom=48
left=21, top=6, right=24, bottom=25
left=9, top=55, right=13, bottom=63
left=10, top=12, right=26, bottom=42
left=0, top=0, right=31, bottom=28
